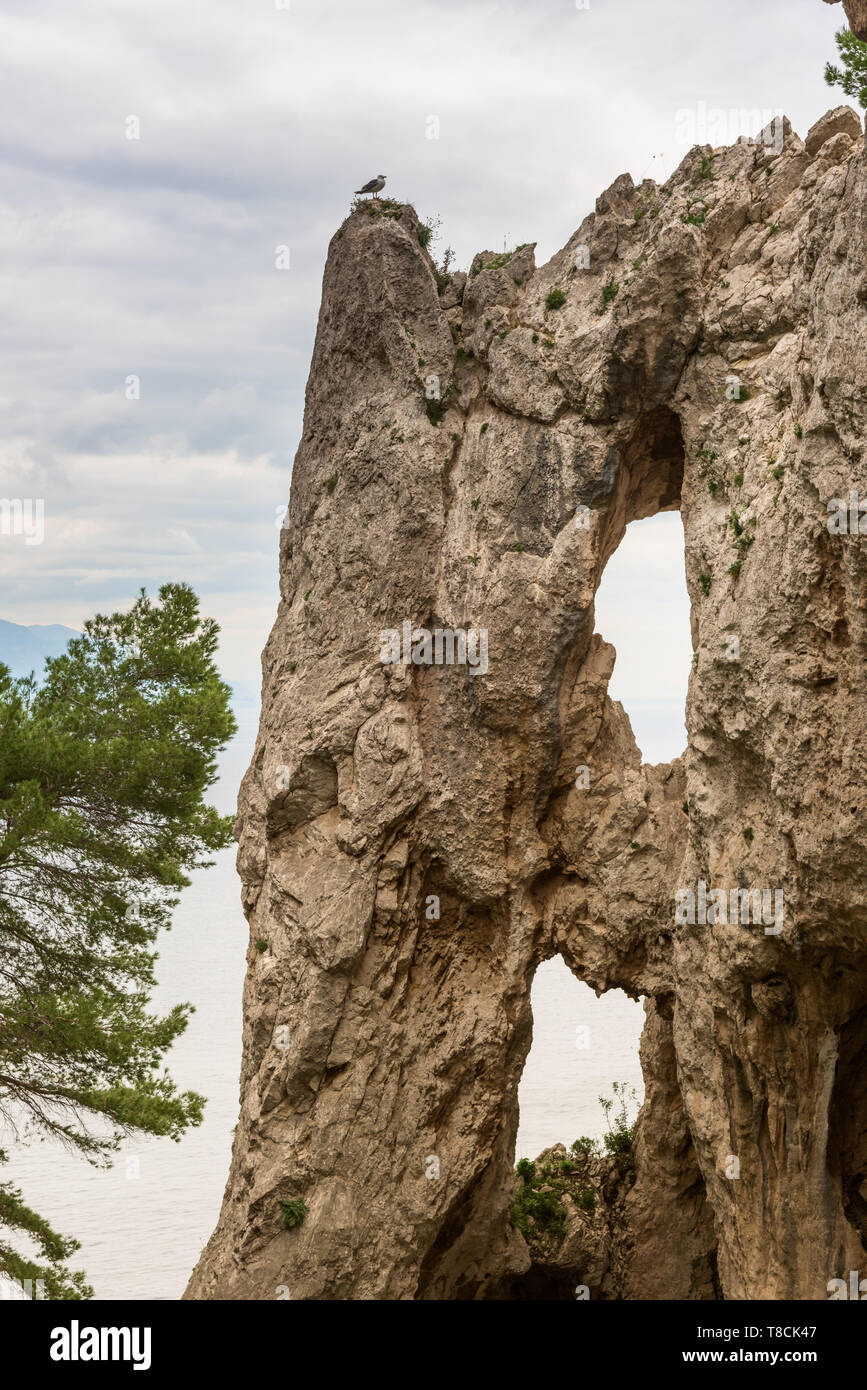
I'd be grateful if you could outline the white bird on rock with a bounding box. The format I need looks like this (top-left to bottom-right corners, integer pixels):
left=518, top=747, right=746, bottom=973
left=355, top=174, right=386, bottom=198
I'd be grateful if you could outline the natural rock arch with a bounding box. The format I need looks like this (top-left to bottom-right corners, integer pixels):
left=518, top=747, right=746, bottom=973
left=187, top=107, right=867, bottom=1301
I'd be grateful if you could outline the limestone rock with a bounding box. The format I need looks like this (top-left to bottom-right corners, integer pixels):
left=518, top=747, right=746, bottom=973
left=187, top=114, right=867, bottom=1301
left=824, top=0, right=867, bottom=40
left=805, top=105, right=863, bottom=156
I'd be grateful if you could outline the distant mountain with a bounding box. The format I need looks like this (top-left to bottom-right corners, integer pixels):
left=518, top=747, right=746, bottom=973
left=0, top=620, right=79, bottom=679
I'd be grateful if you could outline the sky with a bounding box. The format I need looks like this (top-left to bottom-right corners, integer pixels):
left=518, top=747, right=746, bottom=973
left=0, top=0, right=848, bottom=741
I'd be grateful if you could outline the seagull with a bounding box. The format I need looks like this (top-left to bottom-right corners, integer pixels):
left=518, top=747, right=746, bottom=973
left=355, top=174, right=386, bottom=199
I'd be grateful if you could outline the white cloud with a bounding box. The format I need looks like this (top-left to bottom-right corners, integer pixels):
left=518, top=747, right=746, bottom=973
left=0, top=0, right=845, bottom=680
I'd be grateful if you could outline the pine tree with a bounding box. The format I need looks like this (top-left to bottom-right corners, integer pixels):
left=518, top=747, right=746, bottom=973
left=0, top=584, right=236, bottom=1297
left=825, top=27, right=867, bottom=108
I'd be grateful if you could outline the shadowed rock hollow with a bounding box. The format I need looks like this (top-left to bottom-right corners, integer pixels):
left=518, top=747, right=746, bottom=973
left=187, top=106, right=867, bottom=1301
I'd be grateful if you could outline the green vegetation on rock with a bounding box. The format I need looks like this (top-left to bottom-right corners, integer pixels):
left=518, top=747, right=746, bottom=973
left=279, top=1199, right=308, bottom=1230
left=509, top=1084, right=639, bottom=1252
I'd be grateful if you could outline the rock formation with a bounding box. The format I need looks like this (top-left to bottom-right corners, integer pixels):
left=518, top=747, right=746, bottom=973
left=825, top=0, right=867, bottom=41
left=187, top=105, right=867, bottom=1301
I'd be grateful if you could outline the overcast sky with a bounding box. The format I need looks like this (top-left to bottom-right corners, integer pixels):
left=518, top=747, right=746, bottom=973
left=0, top=0, right=848, bottom=752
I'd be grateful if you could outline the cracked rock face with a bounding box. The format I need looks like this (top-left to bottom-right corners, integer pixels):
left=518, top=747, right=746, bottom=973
left=187, top=109, right=867, bottom=1301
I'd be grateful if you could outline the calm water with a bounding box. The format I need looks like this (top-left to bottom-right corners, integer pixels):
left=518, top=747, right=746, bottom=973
left=1, top=851, right=247, bottom=1302
left=1, top=709, right=258, bottom=1302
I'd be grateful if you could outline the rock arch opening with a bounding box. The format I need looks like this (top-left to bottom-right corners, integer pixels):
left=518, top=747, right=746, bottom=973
left=501, top=959, right=646, bottom=1301
left=506, top=475, right=695, bottom=1298
left=516, top=959, right=643, bottom=1163
left=594, top=510, right=691, bottom=764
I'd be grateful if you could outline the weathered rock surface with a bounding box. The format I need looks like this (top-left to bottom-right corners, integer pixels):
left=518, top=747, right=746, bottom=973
left=825, top=0, right=867, bottom=41
left=187, top=109, right=867, bottom=1301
